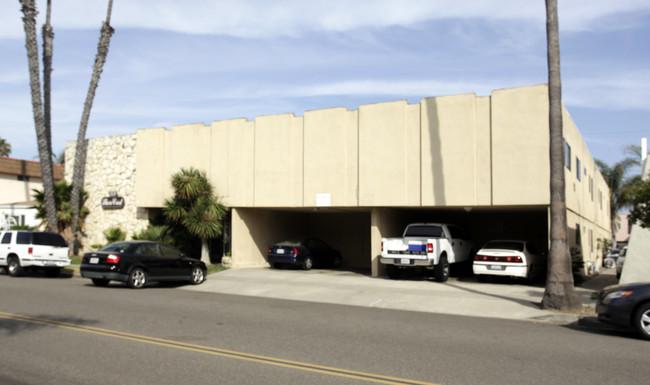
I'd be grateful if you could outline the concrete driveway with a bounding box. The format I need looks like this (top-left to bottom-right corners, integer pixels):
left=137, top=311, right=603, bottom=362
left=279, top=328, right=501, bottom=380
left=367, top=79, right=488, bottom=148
left=184, top=266, right=620, bottom=324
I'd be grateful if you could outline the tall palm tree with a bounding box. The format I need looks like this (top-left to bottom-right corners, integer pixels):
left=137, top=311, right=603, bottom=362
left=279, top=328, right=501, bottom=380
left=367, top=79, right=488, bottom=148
left=0, top=136, right=11, bottom=157
left=596, top=145, right=641, bottom=248
left=541, top=0, right=582, bottom=311
left=19, top=0, right=58, bottom=232
left=164, top=168, right=228, bottom=264
left=69, top=0, right=114, bottom=253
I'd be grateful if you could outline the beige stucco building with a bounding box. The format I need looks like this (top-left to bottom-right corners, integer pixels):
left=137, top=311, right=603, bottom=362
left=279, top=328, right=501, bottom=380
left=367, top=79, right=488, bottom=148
left=67, top=84, right=611, bottom=277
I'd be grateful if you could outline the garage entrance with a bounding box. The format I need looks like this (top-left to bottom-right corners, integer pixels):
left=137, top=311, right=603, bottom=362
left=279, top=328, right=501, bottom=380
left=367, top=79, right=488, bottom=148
left=232, top=207, right=372, bottom=272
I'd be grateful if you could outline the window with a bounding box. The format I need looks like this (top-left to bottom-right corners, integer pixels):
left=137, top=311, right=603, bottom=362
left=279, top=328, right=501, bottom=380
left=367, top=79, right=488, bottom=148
left=576, top=157, right=581, bottom=180
left=17, top=175, right=30, bottom=181
left=1, top=232, right=11, bottom=244
left=160, top=243, right=183, bottom=257
left=589, top=177, right=594, bottom=201
left=564, top=140, right=571, bottom=170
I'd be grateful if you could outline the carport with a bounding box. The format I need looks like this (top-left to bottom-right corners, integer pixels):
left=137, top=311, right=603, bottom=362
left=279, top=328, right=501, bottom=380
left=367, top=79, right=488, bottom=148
left=231, top=207, right=372, bottom=272
left=231, top=206, right=549, bottom=277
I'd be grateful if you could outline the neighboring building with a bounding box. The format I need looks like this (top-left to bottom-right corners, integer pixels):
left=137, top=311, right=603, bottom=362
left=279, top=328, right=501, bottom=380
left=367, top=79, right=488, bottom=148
left=66, top=84, right=611, bottom=276
left=620, top=149, right=650, bottom=284
left=0, top=157, right=64, bottom=229
left=615, top=214, right=631, bottom=247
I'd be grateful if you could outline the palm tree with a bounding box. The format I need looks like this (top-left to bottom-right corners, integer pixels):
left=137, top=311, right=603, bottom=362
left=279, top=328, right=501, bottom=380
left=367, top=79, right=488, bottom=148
left=596, top=145, right=641, bottom=248
left=19, top=0, right=58, bottom=232
left=164, top=168, right=228, bottom=264
left=541, top=0, right=582, bottom=311
left=0, top=136, right=11, bottom=157
left=32, top=180, right=89, bottom=234
left=69, top=0, right=114, bottom=253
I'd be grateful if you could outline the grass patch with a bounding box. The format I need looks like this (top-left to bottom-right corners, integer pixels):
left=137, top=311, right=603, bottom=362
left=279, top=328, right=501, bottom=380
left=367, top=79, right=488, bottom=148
left=207, top=264, right=228, bottom=275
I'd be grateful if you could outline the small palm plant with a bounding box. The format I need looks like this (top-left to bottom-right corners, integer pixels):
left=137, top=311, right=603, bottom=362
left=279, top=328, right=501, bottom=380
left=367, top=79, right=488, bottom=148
left=163, top=168, right=227, bottom=264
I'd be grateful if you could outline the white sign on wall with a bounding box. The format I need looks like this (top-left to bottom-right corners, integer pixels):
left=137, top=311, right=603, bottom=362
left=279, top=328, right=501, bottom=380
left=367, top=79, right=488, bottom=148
left=316, top=193, right=331, bottom=207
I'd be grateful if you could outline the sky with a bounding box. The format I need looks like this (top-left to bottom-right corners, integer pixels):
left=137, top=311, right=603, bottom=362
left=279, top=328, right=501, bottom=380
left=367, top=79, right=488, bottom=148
left=1, top=0, right=649, bottom=169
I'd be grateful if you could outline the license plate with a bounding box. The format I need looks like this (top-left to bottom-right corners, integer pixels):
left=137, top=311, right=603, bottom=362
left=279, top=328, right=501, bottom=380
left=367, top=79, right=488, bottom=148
left=90, top=257, right=99, bottom=264
left=276, top=249, right=285, bottom=254
left=488, top=265, right=504, bottom=271
left=400, top=258, right=410, bottom=265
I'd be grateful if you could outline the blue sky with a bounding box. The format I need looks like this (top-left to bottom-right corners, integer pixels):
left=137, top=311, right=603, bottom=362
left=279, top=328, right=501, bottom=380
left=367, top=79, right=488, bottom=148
left=1, top=0, right=649, bottom=168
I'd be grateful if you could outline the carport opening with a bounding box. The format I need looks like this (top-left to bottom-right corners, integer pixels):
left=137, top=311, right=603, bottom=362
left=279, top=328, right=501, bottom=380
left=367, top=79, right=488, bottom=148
left=246, top=208, right=372, bottom=273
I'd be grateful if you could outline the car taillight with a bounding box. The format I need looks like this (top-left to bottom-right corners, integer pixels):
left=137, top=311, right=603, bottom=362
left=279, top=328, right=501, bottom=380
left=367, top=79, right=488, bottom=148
left=106, top=254, right=120, bottom=264
left=427, top=243, right=433, bottom=253
left=28, top=247, right=33, bottom=254
left=475, top=254, right=522, bottom=263
left=267, top=247, right=272, bottom=254
left=291, top=247, right=299, bottom=255
left=381, top=241, right=383, bottom=253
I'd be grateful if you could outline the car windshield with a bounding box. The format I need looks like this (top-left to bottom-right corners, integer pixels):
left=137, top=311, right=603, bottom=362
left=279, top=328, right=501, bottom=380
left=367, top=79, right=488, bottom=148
left=482, top=241, right=524, bottom=251
left=101, top=242, right=132, bottom=253
left=276, top=240, right=302, bottom=247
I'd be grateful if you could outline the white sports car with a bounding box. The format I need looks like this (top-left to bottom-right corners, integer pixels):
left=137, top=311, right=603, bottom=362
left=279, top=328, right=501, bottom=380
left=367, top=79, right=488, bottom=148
left=473, top=240, right=547, bottom=282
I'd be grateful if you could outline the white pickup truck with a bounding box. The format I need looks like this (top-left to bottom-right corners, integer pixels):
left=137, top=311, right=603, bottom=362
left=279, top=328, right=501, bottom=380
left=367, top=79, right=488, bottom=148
left=0, top=230, right=70, bottom=277
left=380, top=223, right=473, bottom=282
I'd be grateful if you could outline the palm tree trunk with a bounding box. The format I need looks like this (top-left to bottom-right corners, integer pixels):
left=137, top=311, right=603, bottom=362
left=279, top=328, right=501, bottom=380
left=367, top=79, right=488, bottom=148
left=42, top=0, right=53, bottom=166
left=201, top=238, right=211, bottom=265
left=541, top=0, right=582, bottom=310
left=20, top=0, right=58, bottom=232
left=69, top=0, right=114, bottom=253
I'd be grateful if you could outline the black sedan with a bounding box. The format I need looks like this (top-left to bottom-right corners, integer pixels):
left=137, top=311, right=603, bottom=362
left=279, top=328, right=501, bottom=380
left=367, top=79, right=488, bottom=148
left=596, top=282, right=650, bottom=340
left=80, top=241, right=207, bottom=289
left=267, top=238, right=341, bottom=270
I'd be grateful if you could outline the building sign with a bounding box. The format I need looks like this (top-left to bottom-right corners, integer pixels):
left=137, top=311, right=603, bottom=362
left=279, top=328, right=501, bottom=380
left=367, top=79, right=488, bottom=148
left=316, top=193, right=331, bottom=207
left=102, top=192, right=125, bottom=210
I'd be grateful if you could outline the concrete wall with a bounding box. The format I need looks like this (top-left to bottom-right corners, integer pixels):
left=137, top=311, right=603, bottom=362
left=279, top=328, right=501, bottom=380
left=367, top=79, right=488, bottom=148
left=620, top=158, right=650, bottom=284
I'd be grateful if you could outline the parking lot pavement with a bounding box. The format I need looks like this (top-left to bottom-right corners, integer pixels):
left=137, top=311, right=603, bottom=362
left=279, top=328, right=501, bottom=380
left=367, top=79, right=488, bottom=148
left=183, top=266, right=621, bottom=324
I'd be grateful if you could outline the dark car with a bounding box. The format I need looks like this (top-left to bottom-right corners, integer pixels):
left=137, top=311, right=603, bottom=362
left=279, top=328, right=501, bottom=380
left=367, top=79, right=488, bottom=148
left=596, top=282, right=650, bottom=340
left=80, top=241, right=207, bottom=289
left=267, top=238, right=341, bottom=270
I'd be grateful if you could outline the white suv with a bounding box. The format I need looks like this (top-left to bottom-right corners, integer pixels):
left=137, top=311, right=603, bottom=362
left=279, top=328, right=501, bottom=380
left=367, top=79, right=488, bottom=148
left=0, top=230, right=70, bottom=277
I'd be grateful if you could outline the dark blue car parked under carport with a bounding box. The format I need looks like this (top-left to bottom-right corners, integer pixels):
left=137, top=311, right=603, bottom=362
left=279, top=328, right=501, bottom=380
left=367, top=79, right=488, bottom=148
left=267, top=238, right=342, bottom=270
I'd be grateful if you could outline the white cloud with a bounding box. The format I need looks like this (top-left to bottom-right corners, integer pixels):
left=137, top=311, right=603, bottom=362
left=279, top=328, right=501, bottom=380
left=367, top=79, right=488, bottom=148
left=1, top=0, right=649, bottom=39
left=564, top=69, right=650, bottom=110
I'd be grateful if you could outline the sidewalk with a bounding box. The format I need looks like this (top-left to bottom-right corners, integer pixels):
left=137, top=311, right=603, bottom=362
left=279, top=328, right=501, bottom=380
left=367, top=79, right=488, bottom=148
left=183, top=266, right=620, bottom=324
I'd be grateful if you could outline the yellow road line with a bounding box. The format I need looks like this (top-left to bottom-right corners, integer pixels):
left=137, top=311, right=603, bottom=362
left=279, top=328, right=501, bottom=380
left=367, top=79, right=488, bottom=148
left=0, top=312, right=439, bottom=385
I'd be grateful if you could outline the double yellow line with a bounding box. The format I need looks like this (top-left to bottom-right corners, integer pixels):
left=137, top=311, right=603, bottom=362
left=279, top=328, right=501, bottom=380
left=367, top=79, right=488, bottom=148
left=0, top=312, right=439, bottom=385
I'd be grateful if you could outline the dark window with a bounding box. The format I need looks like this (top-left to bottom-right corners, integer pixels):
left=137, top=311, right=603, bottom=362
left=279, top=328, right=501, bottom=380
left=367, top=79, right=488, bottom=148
left=564, top=140, right=571, bottom=170
left=16, top=232, right=31, bottom=245
left=447, top=225, right=466, bottom=239
left=576, top=158, right=581, bottom=180
left=32, top=232, right=67, bottom=247
left=404, top=225, right=444, bottom=238
left=160, top=244, right=182, bottom=257
left=483, top=241, right=524, bottom=252
left=17, top=175, right=30, bottom=181
left=1, top=232, right=11, bottom=244
left=101, top=242, right=131, bottom=253
left=136, top=243, right=160, bottom=256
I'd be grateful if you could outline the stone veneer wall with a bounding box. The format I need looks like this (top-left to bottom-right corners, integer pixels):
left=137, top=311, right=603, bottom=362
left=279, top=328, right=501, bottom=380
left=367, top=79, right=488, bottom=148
left=65, top=134, right=149, bottom=253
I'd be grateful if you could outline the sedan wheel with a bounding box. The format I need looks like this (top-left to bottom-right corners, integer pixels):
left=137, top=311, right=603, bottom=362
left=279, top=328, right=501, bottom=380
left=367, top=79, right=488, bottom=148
left=190, top=266, right=205, bottom=285
left=127, top=268, right=147, bottom=289
left=302, top=256, right=313, bottom=270
left=634, top=304, right=650, bottom=340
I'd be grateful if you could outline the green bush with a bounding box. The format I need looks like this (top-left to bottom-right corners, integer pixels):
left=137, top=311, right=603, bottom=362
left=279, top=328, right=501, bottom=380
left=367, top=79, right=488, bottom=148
left=103, top=227, right=126, bottom=244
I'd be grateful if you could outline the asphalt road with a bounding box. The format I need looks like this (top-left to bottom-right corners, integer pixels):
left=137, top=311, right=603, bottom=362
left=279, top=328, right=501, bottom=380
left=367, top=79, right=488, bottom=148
left=1, top=273, right=648, bottom=385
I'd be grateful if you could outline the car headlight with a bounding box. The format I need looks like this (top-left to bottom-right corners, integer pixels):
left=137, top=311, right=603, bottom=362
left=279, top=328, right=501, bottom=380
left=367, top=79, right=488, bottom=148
left=604, top=291, right=633, bottom=301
